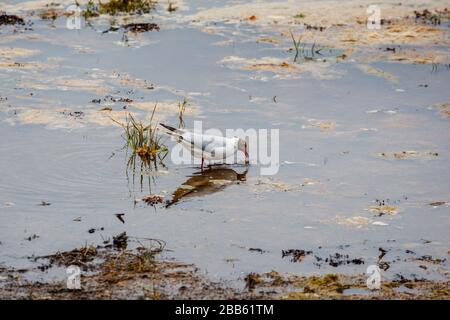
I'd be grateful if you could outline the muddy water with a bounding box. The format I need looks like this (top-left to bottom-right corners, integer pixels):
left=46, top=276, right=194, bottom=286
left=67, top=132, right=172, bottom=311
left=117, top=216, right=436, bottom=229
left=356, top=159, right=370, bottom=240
left=0, top=0, right=449, bottom=288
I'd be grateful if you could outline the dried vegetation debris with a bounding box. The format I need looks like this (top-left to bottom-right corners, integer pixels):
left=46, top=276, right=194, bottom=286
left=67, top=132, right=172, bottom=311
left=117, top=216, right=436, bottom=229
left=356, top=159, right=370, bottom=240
left=367, top=205, right=399, bottom=217
left=0, top=241, right=254, bottom=299
left=141, top=194, right=165, bottom=205
left=433, top=102, right=450, bottom=118
left=122, top=22, right=160, bottom=32
left=332, top=216, right=372, bottom=226
left=357, top=64, right=398, bottom=83
left=243, top=271, right=450, bottom=299
left=378, top=151, right=439, bottom=160
left=414, top=8, right=450, bottom=25
left=429, top=201, right=448, bottom=207
left=32, top=245, right=99, bottom=271
left=102, top=21, right=160, bottom=34
left=304, top=119, right=336, bottom=131
left=37, top=3, right=76, bottom=21
left=219, top=55, right=343, bottom=80
left=252, top=177, right=297, bottom=192
left=84, top=0, right=157, bottom=17
left=0, top=13, right=25, bottom=26
left=282, top=249, right=312, bottom=263
left=194, top=1, right=450, bottom=72
left=0, top=47, right=39, bottom=59
left=1, top=240, right=449, bottom=299
left=280, top=246, right=367, bottom=268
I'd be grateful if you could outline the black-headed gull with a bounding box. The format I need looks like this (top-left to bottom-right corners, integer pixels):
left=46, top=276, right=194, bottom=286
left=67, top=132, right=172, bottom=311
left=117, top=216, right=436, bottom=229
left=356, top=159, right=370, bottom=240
left=159, top=123, right=249, bottom=170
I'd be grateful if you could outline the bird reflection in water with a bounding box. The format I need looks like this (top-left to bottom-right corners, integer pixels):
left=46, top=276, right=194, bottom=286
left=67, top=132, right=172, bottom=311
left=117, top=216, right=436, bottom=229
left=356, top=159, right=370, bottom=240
left=166, top=166, right=248, bottom=207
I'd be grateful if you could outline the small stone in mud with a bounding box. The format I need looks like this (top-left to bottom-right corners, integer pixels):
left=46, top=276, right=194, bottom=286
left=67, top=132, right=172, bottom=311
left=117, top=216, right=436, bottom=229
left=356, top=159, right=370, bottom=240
left=91, top=99, right=101, bottom=103
left=249, top=248, right=266, bottom=254
left=384, top=47, right=396, bottom=52
left=88, top=227, right=104, bottom=234
left=38, top=201, right=51, bottom=206
left=25, top=234, right=39, bottom=241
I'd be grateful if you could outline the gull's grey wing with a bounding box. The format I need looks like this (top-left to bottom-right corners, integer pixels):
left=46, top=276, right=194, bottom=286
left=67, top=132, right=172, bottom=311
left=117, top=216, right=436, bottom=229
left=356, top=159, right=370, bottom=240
left=182, top=133, right=227, bottom=152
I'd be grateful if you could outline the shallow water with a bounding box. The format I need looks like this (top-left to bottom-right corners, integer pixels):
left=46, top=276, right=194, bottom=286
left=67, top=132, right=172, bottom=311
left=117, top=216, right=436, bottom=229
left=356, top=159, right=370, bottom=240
left=0, top=0, right=449, bottom=287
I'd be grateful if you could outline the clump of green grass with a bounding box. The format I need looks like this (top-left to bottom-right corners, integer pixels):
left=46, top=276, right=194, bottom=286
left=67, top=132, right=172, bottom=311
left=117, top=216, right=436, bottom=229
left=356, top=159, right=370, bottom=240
left=112, top=104, right=168, bottom=163
left=293, top=12, right=306, bottom=19
left=100, top=0, right=156, bottom=15
left=82, top=0, right=156, bottom=18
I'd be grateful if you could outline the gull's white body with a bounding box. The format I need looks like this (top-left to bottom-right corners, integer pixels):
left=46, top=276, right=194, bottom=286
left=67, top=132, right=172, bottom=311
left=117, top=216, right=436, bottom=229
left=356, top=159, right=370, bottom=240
left=159, top=124, right=247, bottom=168
left=179, top=131, right=239, bottom=162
